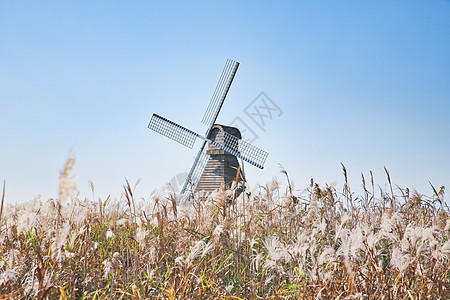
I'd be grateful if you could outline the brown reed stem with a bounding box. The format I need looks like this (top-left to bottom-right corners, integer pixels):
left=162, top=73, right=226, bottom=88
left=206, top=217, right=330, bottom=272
left=0, top=180, right=5, bottom=225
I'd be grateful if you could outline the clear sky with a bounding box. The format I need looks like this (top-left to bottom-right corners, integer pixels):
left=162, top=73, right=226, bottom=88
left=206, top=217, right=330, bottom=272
left=1, top=1, right=449, bottom=203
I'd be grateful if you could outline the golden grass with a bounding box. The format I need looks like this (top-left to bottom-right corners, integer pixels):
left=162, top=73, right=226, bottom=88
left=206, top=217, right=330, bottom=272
left=0, top=158, right=449, bottom=299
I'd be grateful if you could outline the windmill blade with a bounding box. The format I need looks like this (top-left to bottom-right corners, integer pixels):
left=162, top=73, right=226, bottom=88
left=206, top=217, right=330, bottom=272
left=181, top=140, right=210, bottom=194
left=148, top=113, right=198, bottom=149
left=202, top=59, right=240, bottom=128
left=212, top=130, right=268, bottom=169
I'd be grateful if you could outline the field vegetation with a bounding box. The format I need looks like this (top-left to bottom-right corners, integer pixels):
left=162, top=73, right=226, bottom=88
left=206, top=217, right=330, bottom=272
left=0, top=158, right=449, bottom=299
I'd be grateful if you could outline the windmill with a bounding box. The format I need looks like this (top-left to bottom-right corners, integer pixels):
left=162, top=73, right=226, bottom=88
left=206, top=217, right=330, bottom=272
left=148, top=59, right=268, bottom=195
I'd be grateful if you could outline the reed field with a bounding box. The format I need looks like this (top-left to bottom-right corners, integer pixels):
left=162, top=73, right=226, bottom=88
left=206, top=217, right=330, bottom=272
left=0, top=158, right=449, bottom=299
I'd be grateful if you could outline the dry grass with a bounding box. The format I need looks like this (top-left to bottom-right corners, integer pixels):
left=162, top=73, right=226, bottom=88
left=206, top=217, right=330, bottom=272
left=0, top=158, right=449, bottom=299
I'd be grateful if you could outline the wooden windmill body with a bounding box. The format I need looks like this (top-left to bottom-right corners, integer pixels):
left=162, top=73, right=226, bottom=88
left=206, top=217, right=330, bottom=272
left=196, top=125, right=243, bottom=193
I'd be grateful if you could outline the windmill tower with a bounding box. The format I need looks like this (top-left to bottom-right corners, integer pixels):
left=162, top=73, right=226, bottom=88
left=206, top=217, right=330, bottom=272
left=148, top=59, right=268, bottom=195
left=196, top=124, right=243, bottom=193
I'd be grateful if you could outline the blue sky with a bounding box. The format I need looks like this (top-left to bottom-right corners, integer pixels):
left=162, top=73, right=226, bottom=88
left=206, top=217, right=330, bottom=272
left=1, top=1, right=449, bottom=203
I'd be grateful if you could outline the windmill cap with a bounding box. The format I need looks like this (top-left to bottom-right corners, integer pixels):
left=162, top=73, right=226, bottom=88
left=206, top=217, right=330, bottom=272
left=207, top=124, right=241, bottom=155
left=207, top=124, right=241, bottom=140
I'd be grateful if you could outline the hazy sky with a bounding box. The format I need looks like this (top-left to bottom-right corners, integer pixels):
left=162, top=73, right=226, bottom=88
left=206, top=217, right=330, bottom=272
left=1, top=1, right=449, bottom=203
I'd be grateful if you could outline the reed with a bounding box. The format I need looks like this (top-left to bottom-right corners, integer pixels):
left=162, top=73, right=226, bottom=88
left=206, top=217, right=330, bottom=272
left=0, top=159, right=448, bottom=299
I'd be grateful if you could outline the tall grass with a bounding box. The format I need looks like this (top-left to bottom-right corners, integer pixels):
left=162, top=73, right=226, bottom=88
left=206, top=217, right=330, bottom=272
left=0, top=158, right=449, bottom=299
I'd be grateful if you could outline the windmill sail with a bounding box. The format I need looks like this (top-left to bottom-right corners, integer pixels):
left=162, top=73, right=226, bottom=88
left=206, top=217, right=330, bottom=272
left=180, top=141, right=210, bottom=194
left=212, top=130, right=268, bottom=169
left=201, top=59, right=240, bottom=128
left=148, top=114, right=198, bottom=149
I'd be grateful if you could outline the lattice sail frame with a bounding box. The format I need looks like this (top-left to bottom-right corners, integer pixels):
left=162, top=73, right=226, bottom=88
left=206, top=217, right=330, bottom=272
left=181, top=143, right=209, bottom=194
left=202, top=59, right=240, bottom=128
left=213, top=130, right=268, bottom=169
left=148, top=114, right=197, bottom=149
